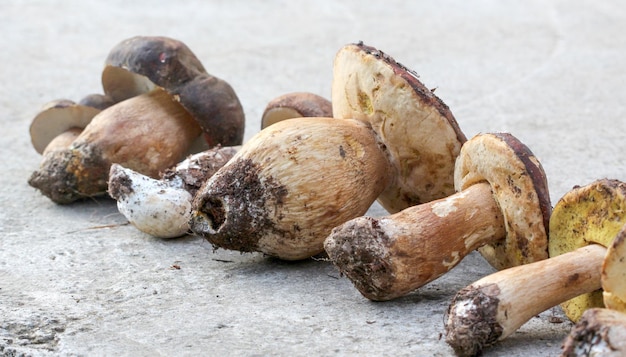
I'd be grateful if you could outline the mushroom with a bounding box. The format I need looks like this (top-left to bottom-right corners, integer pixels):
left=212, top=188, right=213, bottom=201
left=261, top=92, right=332, bottom=129
left=444, top=179, right=626, bottom=357
left=561, top=308, right=626, bottom=357
left=324, top=132, right=551, bottom=301
left=28, top=36, right=245, bottom=204
left=29, top=94, right=114, bottom=155
left=560, top=228, right=626, bottom=356
left=108, top=145, right=239, bottom=238
left=188, top=42, right=466, bottom=260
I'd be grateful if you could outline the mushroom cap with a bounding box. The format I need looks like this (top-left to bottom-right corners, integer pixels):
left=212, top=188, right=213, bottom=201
left=332, top=42, right=466, bottom=213
left=261, top=92, right=333, bottom=129
left=78, top=93, right=115, bottom=110
left=101, top=35, right=245, bottom=146
left=30, top=99, right=101, bottom=154
left=603, top=225, right=626, bottom=312
left=549, top=179, right=626, bottom=322
left=455, top=132, right=551, bottom=270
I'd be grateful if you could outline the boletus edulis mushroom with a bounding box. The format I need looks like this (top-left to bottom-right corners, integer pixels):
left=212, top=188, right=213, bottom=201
left=324, top=132, right=551, bottom=301
left=29, top=94, right=114, bottom=155
left=107, top=91, right=326, bottom=239
left=560, top=227, right=626, bottom=356
left=28, top=36, right=245, bottom=204
left=188, top=42, right=466, bottom=260
left=444, top=179, right=626, bottom=357
left=108, top=145, right=239, bottom=238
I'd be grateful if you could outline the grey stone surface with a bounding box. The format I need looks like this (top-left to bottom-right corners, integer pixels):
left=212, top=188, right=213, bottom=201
left=2, top=0, right=626, bottom=356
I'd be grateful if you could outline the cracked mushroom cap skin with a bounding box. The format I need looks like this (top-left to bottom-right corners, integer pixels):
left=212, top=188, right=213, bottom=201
left=324, top=132, right=550, bottom=301
left=189, top=117, right=393, bottom=261
left=101, top=35, right=245, bottom=147
left=549, top=179, right=626, bottom=322
left=332, top=42, right=466, bottom=214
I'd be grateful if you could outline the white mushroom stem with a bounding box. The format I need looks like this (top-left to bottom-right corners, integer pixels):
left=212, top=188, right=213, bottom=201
left=445, top=244, right=605, bottom=357
left=561, top=308, right=626, bottom=357
left=108, top=147, right=238, bottom=238
left=324, top=182, right=505, bottom=301
left=109, top=164, right=193, bottom=238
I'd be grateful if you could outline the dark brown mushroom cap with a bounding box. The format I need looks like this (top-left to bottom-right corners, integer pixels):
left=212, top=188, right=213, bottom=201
left=332, top=42, right=466, bottom=213
left=101, top=36, right=245, bottom=146
left=454, top=132, right=551, bottom=270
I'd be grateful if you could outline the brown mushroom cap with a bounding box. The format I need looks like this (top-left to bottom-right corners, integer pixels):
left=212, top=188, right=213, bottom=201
left=603, top=225, right=626, bottom=312
left=332, top=42, right=466, bottom=213
left=101, top=36, right=245, bottom=146
left=30, top=99, right=102, bottom=154
left=455, top=132, right=551, bottom=270
left=261, top=92, right=333, bottom=129
left=549, top=179, right=626, bottom=322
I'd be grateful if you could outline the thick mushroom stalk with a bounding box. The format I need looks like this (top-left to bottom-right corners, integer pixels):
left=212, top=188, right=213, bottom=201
left=324, top=132, right=551, bottom=301
left=29, top=36, right=245, bottom=204
left=189, top=42, right=466, bottom=260
left=108, top=146, right=238, bottom=238
left=445, top=245, right=605, bottom=357
left=444, top=179, right=626, bottom=356
left=190, top=117, right=392, bottom=260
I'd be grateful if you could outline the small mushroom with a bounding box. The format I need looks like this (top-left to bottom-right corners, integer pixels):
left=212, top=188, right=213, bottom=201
left=324, top=132, right=551, bottom=301
left=108, top=146, right=239, bottom=238
left=28, top=36, right=245, bottom=204
left=29, top=94, right=114, bottom=155
left=189, top=42, right=466, bottom=260
left=444, top=179, right=626, bottom=357
left=261, top=92, right=332, bottom=129
left=560, top=229, right=626, bottom=357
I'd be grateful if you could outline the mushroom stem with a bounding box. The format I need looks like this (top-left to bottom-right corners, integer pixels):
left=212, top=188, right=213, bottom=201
left=324, top=182, right=505, bottom=301
left=29, top=88, right=201, bottom=204
left=561, top=308, right=626, bottom=357
left=190, top=117, right=393, bottom=260
left=445, top=244, right=605, bottom=357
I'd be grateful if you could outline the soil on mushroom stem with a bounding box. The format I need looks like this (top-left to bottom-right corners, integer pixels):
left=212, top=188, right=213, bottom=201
left=195, top=158, right=289, bottom=251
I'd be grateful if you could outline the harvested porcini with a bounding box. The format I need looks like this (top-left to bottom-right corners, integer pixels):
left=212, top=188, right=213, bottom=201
left=261, top=92, right=332, bottom=129
left=324, top=132, right=550, bottom=301
left=444, top=179, right=626, bottom=357
left=108, top=146, right=238, bottom=238
left=28, top=36, right=245, bottom=204
left=189, top=42, right=466, bottom=260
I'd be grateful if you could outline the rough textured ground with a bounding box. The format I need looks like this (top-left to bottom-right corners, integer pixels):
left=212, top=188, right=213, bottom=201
left=2, top=1, right=626, bottom=356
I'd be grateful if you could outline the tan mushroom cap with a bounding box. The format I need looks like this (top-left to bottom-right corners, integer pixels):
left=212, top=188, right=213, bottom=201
left=602, top=224, right=626, bottom=312
left=332, top=42, right=466, bottom=213
left=30, top=99, right=102, bottom=154
left=549, top=179, right=626, bottom=322
left=261, top=92, right=333, bottom=129
left=455, top=133, right=551, bottom=270
left=101, top=36, right=245, bottom=147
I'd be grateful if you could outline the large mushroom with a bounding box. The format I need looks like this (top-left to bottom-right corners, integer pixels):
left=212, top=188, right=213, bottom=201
left=188, top=42, right=466, bottom=260
left=324, top=132, right=551, bottom=301
left=560, top=227, right=626, bottom=356
left=107, top=91, right=326, bottom=239
left=28, top=36, right=245, bottom=204
left=444, top=179, right=626, bottom=357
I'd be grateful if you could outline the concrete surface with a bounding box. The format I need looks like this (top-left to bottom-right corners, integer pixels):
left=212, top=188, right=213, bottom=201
left=2, top=0, right=626, bottom=356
